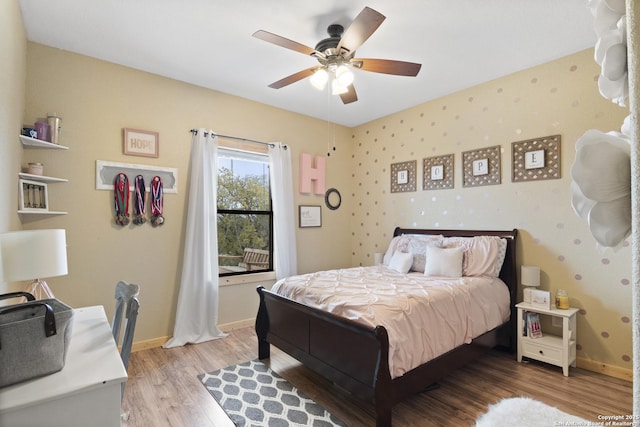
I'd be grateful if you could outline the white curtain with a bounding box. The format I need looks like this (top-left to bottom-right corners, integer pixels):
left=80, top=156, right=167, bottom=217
left=269, top=143, right=298, bottom=279
left=164, top=129, right=227, bottom=348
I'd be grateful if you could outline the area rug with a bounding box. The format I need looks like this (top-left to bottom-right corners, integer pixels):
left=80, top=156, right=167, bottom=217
left=198, top=359, right=347, bottom=427
left=474, top=397, right=590, bottom=427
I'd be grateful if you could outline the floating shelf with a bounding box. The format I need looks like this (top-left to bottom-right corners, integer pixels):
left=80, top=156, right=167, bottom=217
left=19, top=135, right=69, bottom=150
left=18, top=210, right=68, bottom=215
left=18, top=172, right=68, bottom=183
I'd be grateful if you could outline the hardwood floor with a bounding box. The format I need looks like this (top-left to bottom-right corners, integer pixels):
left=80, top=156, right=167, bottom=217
left=122, top=326, right=632, bottom=427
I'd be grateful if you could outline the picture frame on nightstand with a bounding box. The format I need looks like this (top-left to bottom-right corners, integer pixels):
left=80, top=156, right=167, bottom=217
left=530, top=289, right=551, bottom=309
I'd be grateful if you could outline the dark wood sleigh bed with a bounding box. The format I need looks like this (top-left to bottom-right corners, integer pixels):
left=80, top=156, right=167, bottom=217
left=255, top=227, right=518, bottom=427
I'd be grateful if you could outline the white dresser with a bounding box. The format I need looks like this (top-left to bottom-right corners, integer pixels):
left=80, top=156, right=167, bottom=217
left=0, top=305, right=128, bottom=427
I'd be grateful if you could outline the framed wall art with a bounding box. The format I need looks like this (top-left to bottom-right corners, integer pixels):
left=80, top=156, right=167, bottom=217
left=123, top=128, right=159, bottom=158
left=390, top=160, right=417, bottom=193
left=462, top=145, right=501, bottom=187
left=423, top=154, right=454, bottom=190
left=511, top=135, right=561, bottom=182
left=19, top=179, right=49, bottom=211
left=299, top=205, right=322, bottom=228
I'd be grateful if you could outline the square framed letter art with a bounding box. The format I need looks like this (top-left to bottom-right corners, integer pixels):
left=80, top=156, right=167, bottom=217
left=462, top=145, right=501, bottom=187
left=511, top=135, right=561, bottom=182
left=423, top=154, right=454, bottom=190
left=391, top=160, right=417, bottom=193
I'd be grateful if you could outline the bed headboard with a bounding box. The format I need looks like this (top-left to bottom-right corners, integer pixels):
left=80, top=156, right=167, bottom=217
left=393, top=227, right=519, bottom=350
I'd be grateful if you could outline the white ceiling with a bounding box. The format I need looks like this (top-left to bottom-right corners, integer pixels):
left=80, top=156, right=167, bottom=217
left=18, top=0, right=597, bottom=128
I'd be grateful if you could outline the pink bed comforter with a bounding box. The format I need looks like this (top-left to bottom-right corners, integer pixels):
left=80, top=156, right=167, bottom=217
left=271, top=265, right=511, bottom=378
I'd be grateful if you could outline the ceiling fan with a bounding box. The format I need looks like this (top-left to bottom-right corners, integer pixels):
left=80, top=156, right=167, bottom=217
left=252, top=6, right=422, bottom=104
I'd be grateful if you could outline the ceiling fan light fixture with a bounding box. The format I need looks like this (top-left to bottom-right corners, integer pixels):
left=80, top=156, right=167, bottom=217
left=335, top=64, right=354, bottom=86
left=310, top=68, right=328, bottom=90
left=331, top=79, right=349, bottom=95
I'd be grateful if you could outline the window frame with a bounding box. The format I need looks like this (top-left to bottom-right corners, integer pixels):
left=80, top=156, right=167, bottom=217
left=217, top=146, right=273, bottom=277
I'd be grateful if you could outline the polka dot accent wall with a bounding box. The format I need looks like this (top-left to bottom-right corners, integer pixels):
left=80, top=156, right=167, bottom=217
left=349, top=49, right=631, bottom=372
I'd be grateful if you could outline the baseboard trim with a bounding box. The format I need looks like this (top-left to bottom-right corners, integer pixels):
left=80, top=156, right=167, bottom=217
left=130, top=319, right=255, bottom=353
left=576, top=357, right=632, bottom=382
left=131, top=336, right=171, bottom=353
left=130, top=326, right=631, bottom=383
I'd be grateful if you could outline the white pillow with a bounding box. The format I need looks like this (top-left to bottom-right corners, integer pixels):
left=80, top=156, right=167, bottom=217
left=425, top=246, right=464, bottom=277
left=388, top=251, right=413, bottom=274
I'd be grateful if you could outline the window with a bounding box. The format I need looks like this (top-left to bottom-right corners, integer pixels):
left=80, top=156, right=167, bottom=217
left=217, top=148, right=272, bottom=276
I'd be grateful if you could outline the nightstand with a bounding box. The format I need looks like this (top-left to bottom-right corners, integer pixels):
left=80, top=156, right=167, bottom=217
left=516, top=302, right=579, bottom=376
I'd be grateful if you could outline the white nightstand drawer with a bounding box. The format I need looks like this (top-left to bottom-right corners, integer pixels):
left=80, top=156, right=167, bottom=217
left=522, top=340, right=562, bottom=364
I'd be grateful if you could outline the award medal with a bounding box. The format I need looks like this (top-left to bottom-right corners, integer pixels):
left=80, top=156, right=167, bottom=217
left=133, top=175, right=147, bottom=225
left=150, top=176, right=165, bottom=227
left=114, top=173, right=130, bottom=226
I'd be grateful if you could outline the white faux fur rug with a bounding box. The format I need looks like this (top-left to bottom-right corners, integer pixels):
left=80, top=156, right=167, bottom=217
left=474, top=397, right=589, bottom=427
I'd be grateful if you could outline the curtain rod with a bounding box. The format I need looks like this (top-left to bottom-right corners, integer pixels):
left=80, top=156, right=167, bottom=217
left=189, top=129, right=276, bottom=148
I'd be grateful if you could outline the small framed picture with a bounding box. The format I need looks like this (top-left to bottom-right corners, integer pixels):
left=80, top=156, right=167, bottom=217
left=19, top=179, right=49, bottom=211
left=431, top=165, right=444, bottom=181
left=299, top=205, right=321, bottom=228
left=531, top=290, right=551, bottom=309
left=524, top=149, right=545, bottom=169
left=123, top=128, right=159, bottom=158
left=472, top=158, right=489, bottom=176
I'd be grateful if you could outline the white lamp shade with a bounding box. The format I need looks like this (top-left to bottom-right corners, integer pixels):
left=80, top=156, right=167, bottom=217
left=0, top=229, right=68, bottom=282
left=521, top=265, right=540, bottom=287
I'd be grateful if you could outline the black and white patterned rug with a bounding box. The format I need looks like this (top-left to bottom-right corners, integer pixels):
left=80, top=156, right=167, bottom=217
left=198, top=359, right=347, bottom=427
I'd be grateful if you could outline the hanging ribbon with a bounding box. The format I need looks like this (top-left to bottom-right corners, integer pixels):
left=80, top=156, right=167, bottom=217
left=133, top=175, right=147, bottom=225
left=114, top=173, right=130, bottom=226
left=150, top=176, right=165, bottom=227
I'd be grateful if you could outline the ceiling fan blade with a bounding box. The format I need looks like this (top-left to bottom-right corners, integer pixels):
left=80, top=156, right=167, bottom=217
left=253, top=30, right=317, bottom=56
left=352, top=58, right=422, bottom=76
left=268, top=67, right=317, bottom=89
left=337, top=7, right=385, bottom=54
left=340, top=84, right=358, bottom=104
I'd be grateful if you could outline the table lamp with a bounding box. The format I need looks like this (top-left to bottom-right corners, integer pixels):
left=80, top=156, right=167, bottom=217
left=0, top=229, right=68, bottom=299
left=521, top=265, right=540, bottom=303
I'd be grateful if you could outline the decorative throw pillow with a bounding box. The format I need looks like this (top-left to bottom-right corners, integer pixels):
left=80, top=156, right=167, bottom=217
left=388, top=251, right=413, bottom=274
left=424, top=246, right=464, bottom=277
left=389, top=234, right=443, bottom=272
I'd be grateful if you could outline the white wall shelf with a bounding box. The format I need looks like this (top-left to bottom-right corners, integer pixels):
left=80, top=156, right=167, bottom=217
left=18, top=172, right=68, bottom=183
left=18, top=210, right=68, bottom=215
left=19, top=135, right=69, bottom=150
left=18, top=133, right=69, bottom=217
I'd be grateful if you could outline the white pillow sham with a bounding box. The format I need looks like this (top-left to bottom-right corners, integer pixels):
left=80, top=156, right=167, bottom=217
left=443, top=235, right=507, bottom=277
left=388, top=251, right=413, bottom=274
left=424, top=246, right=464, bottom=278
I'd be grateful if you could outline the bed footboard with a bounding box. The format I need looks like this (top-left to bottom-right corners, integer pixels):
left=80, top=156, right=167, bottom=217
left=256, top=286, right=392, bottom=414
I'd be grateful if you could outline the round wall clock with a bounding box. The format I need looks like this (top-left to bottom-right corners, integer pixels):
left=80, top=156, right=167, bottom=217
left=324, top=188, right=341, bottom=210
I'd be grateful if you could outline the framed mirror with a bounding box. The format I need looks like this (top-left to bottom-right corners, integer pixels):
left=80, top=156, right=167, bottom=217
left=324, top=188, right=341, bottom=210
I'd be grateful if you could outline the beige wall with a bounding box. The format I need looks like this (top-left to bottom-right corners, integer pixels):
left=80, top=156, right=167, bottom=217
left=21, top=43, right=353, bottom=343
left=0, top=0, right=26, bottom=234
left=351, top=49, right=631, bottom=375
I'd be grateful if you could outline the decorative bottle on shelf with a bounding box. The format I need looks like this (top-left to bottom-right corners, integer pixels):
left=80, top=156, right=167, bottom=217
left=47, top=113, right=62, bottom=145
left=555, top=289, right=569, bottom=309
